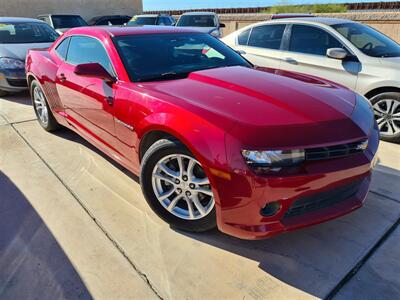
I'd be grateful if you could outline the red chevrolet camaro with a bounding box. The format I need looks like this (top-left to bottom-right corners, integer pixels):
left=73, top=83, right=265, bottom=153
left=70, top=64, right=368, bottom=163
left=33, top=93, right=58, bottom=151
left=26, top=26, right=379, bottom=239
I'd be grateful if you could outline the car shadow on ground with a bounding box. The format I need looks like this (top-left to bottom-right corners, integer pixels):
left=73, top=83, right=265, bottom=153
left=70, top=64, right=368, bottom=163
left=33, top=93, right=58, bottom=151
left=0, top=171, right=92, bottom=300
left=51, top=127, right=139, bottom=182
left=0, top=91, right=31, bottom=106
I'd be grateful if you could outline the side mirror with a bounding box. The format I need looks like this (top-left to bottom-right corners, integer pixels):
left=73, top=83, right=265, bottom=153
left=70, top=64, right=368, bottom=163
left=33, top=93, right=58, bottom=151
left=326, top=48, right=348, bottom=60
left=220, top=23, right=226, bottom=28
left=74, top=63, right=116, bottom=83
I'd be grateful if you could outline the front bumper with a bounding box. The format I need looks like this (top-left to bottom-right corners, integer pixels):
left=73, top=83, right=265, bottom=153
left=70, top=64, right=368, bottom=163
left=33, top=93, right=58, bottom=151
left=211, top=125, right=379, bottom=240
left=0, top=69, right=28, bottom=93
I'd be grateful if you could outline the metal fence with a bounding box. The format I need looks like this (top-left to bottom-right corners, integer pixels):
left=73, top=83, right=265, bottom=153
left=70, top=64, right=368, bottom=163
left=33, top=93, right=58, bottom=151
left=144, top=1, right=400, bottom=15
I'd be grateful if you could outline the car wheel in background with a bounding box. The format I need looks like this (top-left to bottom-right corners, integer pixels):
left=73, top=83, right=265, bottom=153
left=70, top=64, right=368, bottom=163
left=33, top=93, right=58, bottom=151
left=370, top=92, right=400, bottom=143
left=141, top=139, right=217, bottom=232
left=30, top=80, right=59, bottom=132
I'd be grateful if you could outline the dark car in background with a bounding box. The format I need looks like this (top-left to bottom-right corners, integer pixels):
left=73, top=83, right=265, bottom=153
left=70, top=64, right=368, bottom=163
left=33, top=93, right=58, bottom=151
left=0, top=17, right=58, bottom=96
left=127, top=14, right=175, bottom=26
left=37, top=14, right=87, bottom=34
left=88, top=15, right=131, bottom=26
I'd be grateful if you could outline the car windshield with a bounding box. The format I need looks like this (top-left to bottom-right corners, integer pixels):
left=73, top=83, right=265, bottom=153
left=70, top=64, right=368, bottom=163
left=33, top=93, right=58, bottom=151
left=52, top=16, right=87, bottom=29
left=0, top=22, right=59, bottom=44
left=332, top=22, right=400, bottom=58
left=128, top=16, right=157, bottom=26
left=177, top=15, right=216, bottom=27
left=113, top=33, right=252, bottom=82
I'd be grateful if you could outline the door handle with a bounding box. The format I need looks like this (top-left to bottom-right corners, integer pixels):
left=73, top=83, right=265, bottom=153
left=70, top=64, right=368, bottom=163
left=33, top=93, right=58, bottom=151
left=284, top=57, right=298, bottom=64
left=59, top=73, right=67, bottom=82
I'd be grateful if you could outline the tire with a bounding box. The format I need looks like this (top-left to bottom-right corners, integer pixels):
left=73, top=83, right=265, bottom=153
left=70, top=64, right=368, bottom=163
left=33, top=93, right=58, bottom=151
left=30, top=80, right=59, bottom=132
left=0, top=89, right=7, bottom=97
left=370, top=92, right=400, bottom=143
left=140, top=138, right=216, bottom=232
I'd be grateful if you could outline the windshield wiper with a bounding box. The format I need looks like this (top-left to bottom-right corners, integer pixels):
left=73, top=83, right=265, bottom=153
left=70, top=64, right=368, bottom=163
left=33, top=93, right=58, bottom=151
left=137, top=71, right=190, bottom=82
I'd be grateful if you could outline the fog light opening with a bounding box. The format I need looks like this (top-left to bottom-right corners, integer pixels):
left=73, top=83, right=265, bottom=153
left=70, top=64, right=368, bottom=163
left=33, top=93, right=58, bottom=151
left=260, top=201, right=281, bottom=217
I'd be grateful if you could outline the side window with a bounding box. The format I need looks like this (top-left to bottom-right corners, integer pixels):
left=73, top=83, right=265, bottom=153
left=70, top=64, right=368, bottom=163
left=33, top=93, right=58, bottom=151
left=96, top=19, right=108, bottom=25
left=67, top=36, right=114, bottom=75
left=289, top=25, right=343, bottom=56
left=238, top=29, right=251, bottom=46
left=248, top=25, right=285, bottom=50
left=55, top=37, right=70, bottom=60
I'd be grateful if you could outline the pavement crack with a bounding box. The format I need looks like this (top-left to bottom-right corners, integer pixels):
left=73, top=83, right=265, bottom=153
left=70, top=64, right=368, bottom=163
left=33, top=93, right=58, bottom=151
left=325, top=217, right=400, bottom=300
left=369, top=190, right=400, bottom=204
left=10, top=123, right=164, bottom=300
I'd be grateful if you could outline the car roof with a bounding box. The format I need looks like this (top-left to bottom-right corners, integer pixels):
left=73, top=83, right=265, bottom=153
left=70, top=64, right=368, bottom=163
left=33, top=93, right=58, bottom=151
left=0, top=17, right=44, bottom=23
left=66, top=25, right=199, bottom=37
left=268, top=17, right=355, bottom=26
left=181, top=12, right=217, bottom=16
left=135, top=14, right=160, bottom=17
left=38, top=14, right=82, bottom=17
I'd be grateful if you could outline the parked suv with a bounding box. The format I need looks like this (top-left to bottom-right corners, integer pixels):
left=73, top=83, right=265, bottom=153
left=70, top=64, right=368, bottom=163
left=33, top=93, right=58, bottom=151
left=127, top=14, right=175, bottom=26
left=223, top=17, right=400, bottom=143
left=176, top=12, right=225, bottom=38
left=37, top=14, right=87, bottom=34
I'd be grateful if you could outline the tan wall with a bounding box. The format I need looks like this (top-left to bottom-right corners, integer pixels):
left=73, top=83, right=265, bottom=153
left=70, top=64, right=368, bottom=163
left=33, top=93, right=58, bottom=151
left=0, top=0, right=143, bottom=20
left=219, top=12, right=400, bottom=42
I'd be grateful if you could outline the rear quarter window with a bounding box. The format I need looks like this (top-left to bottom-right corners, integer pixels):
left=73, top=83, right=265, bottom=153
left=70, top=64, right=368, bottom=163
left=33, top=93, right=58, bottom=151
left=55, top=37, right=70, bottom=60
left=248, top=24, right=286, bottom=50
left=237, top=29, right=251, bottom=46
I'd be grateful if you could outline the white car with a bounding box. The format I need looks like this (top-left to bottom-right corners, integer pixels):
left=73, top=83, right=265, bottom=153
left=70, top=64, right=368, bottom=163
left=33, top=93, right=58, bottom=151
left=176, top=12, right=225, bottom=38
left=222, top=17, right=400, bottom=143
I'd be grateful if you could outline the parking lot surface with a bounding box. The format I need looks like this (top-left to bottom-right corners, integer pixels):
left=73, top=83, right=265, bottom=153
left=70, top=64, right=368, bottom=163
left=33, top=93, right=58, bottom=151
left=1, top=93, right=399, bottom=299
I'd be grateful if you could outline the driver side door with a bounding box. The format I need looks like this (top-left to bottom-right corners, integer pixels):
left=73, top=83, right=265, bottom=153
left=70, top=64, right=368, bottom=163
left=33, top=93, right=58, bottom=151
left=56, top=36, right=117, bottom=151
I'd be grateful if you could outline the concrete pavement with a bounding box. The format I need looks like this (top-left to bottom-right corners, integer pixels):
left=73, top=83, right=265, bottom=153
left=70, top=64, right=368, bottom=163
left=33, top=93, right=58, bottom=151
left=1, top=93, right=399, bottom=299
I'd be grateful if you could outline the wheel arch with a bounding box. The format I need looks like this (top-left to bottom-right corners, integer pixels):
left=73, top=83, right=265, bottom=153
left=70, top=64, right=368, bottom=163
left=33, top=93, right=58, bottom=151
left=136, top=113, right=228, bottom=172
left=365, top=86, right=400, bottom=99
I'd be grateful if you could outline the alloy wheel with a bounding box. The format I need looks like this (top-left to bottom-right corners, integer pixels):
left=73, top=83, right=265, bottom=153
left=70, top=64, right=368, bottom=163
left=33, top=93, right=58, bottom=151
left=373, top=99, right=400, bottom=137
left=151, top=154, right=215, bottom=220
left=33, top=86, right=49, bottom=127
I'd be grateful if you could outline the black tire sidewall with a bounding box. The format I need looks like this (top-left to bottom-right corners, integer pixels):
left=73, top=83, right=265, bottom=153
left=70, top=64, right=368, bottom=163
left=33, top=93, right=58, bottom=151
left=140, top=139, right=216, bottom=232
left=370, top=92, right=400, bottom=143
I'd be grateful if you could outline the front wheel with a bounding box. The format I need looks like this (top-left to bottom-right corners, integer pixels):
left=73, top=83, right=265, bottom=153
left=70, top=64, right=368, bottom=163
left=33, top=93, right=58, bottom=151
left=370, top=92, right=400, bottom=143
left=140, top=139, right=216, bottom=232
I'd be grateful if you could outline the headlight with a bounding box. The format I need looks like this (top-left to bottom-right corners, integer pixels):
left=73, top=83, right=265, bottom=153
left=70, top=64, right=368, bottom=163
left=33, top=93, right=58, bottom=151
left=209, top=29, right=221, bottom=37
left=241, top=149, right=305, bottom=169
left=0, top=57, right=25, bottom=69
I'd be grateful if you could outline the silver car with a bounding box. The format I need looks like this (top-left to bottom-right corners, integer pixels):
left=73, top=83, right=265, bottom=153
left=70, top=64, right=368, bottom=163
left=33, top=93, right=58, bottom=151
left=176, top=12, right=225, bottom=38
left=0, top=17, right=59, bottom=96
left=223, top=17, right=400, bottom=143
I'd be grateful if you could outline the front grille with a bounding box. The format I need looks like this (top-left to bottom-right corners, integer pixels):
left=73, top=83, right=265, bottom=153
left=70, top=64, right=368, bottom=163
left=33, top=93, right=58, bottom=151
left=305, top=140, right=367, bottom=161
left=6, top=78, right=28, bottom=87
left=284, top=180, right=362, bottom=218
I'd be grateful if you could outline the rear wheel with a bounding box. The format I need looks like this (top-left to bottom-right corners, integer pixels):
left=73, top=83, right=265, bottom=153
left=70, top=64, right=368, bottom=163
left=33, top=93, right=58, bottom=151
left=370, top=92, right=400, bottom=143
left=140, top=139, right=216, bottom=232
left=30, top=80, right=59, bottom=132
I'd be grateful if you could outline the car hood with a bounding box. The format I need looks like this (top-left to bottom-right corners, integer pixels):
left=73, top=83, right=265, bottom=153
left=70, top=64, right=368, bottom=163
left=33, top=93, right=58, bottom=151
left=141, top=66, right=368, bottom=148
left=0, top=43, right=53, bottom=61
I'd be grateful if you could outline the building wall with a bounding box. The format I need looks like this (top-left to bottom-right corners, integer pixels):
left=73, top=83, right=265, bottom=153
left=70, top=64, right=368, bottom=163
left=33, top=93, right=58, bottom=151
left=0, top=0, right=142, bottom=20
left=219, top=12, right=400, bottom=43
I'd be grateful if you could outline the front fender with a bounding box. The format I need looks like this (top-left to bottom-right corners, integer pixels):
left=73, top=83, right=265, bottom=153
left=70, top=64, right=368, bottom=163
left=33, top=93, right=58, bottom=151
left=136, top=111, right=228, bottom=172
